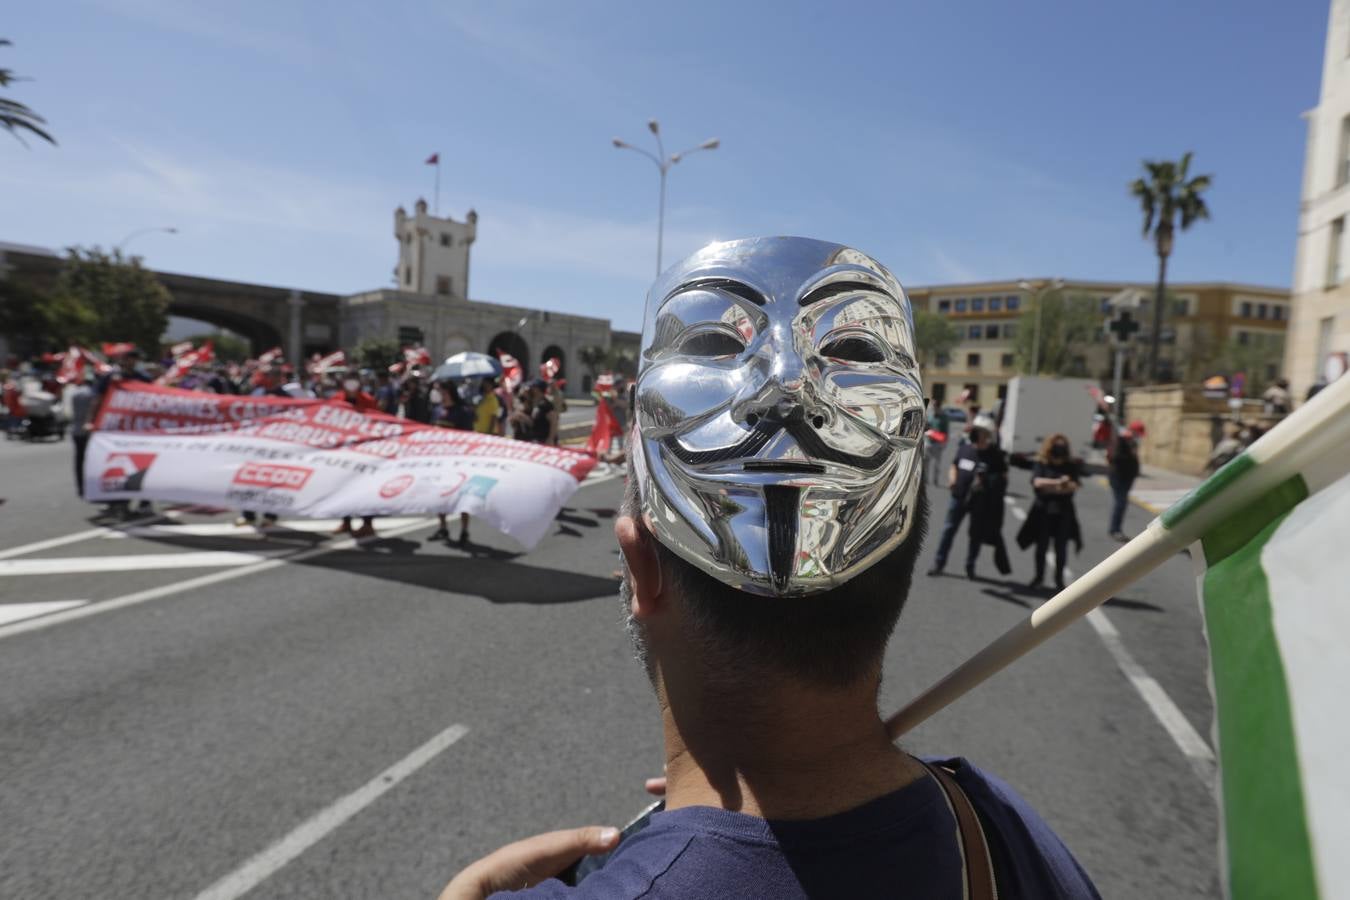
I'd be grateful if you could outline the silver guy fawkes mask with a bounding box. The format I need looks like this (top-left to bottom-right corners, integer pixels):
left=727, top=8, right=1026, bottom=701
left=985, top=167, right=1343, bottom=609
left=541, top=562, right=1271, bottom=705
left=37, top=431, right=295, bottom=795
left=633, top=236, right=925, bottom=597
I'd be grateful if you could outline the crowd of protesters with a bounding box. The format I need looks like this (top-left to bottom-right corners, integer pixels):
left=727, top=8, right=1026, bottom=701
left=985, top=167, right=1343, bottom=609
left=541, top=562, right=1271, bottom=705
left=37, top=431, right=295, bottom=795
left=1, top=343, right=591, bottom=544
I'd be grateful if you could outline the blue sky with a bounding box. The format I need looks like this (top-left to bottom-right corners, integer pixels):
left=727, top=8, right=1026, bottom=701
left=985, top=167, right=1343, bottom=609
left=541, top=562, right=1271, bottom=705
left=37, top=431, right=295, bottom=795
left=0, top=0, right=1328, bottom=332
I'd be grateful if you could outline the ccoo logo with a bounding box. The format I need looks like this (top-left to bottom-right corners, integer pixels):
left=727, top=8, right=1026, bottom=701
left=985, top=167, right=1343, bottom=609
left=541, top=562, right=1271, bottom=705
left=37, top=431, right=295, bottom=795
left=99, top=452, right=158, bottom=493
left=233, top=461, right=314, bottom=491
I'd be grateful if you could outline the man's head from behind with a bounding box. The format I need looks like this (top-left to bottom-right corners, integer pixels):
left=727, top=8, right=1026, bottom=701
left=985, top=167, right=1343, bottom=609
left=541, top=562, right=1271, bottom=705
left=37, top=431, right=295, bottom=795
left=619, top=236, right=929, bottom=694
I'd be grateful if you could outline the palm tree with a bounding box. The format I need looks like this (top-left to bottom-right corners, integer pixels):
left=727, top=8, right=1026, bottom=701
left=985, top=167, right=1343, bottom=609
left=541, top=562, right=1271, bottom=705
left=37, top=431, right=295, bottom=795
left=1, top=39, right=55, bottom=146
left=1129, top=152, right=1210, bottom=382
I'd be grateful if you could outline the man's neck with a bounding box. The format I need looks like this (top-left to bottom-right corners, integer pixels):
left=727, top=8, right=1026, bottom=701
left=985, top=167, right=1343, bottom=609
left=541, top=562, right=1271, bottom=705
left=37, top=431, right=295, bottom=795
left=658, top=675, right=925, bottom=821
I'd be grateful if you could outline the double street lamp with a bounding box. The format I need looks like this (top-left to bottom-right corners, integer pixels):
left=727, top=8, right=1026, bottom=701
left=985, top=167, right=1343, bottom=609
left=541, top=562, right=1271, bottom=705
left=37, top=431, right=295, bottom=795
left=613, top=120, right=719, bottom=278
left=1017, top=278, right=1064, bottom=375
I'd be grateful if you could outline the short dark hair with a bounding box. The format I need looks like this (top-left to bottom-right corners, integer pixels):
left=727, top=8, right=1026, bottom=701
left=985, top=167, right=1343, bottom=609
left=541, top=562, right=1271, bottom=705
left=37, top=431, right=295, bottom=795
left=621, top=461, right=928, bottom=688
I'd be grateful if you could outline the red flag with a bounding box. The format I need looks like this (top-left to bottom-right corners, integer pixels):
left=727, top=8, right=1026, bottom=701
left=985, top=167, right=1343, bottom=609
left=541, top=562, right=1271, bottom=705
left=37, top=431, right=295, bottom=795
left=169, top=340, right=194, bottom=358
left=497, top=352, right=523, bottom=391
left=308, top=350, right=347, bottom=375
left=102, top=342, right=136, bottom=357
left=257, top=346, right=284, bottom=366
left=425, top=153, right=439, bottom=165
left=586, top=398, right=620, bottom=458
left=157, top=340, right=215, bottom=385
left=539, top=357, right=562, bottom=382
left=593, top=372, right=616, bottom=396
left=55, top=346, right=85, bottom=384
left=403, top=345, right=432, bottom=367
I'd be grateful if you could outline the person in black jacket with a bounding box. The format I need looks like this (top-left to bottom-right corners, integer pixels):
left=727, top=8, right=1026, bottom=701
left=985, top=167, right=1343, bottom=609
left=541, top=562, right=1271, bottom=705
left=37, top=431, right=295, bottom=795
left=926, top=423, right=1010, bottom=579
left=1106, top=427, right=1140, bottom=541
left=1015, top=433, right=1082, bottom=591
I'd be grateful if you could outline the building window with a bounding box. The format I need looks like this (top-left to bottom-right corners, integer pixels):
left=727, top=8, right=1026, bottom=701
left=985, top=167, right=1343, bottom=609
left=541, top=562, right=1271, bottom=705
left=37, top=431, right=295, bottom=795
left=971, top=297, right=985, bottom=312
left=398, top=326, right=425, bottom=346
left=1240, top=301, right=1252, bottom=317
left=954, top=298, right=968, bottom=313
left=1000, top=353, right=1014, bottom=368
left=1257, top=303, right=1268, bottom=319
left=1237, top=331, right=1250, bottom=346
left=1100, top=297, right=1112, bottom=314
left=935, top=352, right=951, bottom=368
left=986, top=324, right=1001, bottom=340
left=436, top=275, right=452, bottom=295
left=989, top=296, right=1002, bottom=311
left=1272, top=305, right=1284, bottom=321
left=938, top=299, right=951, bottom=313
left=1339, top=115, right=1350, bottom=188
left=440, top=233, right=452, bottom=247
left=1329, top=217, right=1346, bottom=287
left=966, top=353, right=981, bottom=369
left=1172, top=298, right=1189, bottom=316
left=931, top=382, right=947, bottom=406
left=1006, top=295, right=1020, bottom=310
left=997, top=384, right=1008, bottom=401
left=963, top=383, right=980, bottom=403
left=1003, top=323, right=1017, bottom=338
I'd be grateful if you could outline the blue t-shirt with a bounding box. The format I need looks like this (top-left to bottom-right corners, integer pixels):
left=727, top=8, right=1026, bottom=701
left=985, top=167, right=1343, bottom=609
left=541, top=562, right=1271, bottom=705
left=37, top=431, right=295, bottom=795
left=508, top=758, right=1098, bottom=899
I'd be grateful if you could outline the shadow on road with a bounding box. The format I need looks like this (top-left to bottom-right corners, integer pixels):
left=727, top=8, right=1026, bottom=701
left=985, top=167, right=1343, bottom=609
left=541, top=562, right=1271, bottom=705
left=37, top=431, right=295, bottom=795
left=127, top=529, right=617, bottom=605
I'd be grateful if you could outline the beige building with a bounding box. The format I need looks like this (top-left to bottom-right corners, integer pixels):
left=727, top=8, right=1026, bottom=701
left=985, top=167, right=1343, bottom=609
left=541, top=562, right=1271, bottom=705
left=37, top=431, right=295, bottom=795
left=906, top=278, right=1290, bottom=409
left=1285, top=0, right=1350, bottom=400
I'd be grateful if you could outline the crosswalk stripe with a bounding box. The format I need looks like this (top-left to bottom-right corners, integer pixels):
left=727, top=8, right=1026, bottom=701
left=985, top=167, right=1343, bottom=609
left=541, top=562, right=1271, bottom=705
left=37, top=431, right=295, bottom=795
left=0, top=551, right=282, bottom=577
left=0, top=601, right=88, bottom=626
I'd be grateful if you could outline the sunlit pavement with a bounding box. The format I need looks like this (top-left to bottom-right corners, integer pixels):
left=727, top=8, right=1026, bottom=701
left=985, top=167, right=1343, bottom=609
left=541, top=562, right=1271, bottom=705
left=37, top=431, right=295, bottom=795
left=1, top=438, right=1218, bottom=898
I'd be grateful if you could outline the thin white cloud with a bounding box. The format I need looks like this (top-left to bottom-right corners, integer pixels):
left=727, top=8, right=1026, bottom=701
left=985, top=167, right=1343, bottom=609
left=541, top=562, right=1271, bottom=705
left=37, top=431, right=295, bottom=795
left=929, top=245, right=979, bottom=283
left=87, top=0, right=318, bottom=63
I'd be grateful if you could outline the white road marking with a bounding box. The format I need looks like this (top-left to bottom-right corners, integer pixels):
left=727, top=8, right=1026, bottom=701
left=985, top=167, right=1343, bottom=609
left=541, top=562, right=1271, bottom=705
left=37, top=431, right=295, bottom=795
left=0, top=517, right=436, bottom=641
left=1003, top=494, right=1215, bottom=786
left=0, top=513, right=165, bottom=560
left=0, top=600, right=87, bottom=626
left=1083, top=606, right=1217, bottom=788
left=0, top=550, right=283, bottom=577
left=191, top=723, right=470, bottom=900
left=115, top=517, right=428, bottom=538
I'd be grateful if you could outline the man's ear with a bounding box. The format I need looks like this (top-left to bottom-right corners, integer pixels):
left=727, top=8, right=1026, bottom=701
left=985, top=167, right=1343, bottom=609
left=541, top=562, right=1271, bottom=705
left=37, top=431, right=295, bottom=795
left=616, top=514, right=663, bottom=619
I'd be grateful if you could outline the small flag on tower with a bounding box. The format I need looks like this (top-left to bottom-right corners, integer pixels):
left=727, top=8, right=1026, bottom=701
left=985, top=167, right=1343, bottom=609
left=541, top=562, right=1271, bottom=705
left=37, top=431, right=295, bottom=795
left=425, top=153, right=439, bottom=165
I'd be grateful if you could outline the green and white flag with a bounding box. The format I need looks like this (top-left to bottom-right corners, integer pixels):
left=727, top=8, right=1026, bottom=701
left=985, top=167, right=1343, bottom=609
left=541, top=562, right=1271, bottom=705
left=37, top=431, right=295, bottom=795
left=1180, top=405, right=1350, bottom=899
left=889, top=373, right=1350, bottom=898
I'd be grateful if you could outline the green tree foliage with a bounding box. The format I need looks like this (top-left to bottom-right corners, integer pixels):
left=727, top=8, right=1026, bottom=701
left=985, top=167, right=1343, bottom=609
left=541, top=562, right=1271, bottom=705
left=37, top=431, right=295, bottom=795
left=55, top=247, right=171, bottom=354
left=354, top=337, right=401, bottom=371
left=578, top=344, right=637, bottom=378
left=0, top=277, right=95, bottom=354
left=183, top=331, right=250, bottom=363
left=1, top=39, right=55, bottom=146
left=1012, top=290, right=1103, bottom=376
left=1129, top=152, right=1212, bottom=381
left=912, top=309, right=960, bottom=369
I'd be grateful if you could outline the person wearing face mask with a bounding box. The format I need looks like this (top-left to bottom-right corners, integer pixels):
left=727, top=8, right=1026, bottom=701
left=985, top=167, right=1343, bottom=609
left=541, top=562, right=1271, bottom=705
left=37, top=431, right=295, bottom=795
left=331, top=374, right=380, bottom=539
left=1016, top=433, right=1082, bottom=591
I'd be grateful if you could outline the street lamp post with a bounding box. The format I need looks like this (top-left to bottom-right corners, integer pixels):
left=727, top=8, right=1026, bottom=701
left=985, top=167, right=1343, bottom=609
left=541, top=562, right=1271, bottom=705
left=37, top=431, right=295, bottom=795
left=613, top=120, right=719, bottom=278
left=1017, top=278, right=1064, bottom=375
left=115, top=226, right=178, bottom=254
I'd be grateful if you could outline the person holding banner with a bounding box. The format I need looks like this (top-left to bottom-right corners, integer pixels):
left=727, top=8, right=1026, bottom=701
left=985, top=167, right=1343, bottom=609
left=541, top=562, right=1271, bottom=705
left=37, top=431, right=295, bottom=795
left=332, top=376, right=380, bottom=540
left=440, top=238, right=1098, bottom=899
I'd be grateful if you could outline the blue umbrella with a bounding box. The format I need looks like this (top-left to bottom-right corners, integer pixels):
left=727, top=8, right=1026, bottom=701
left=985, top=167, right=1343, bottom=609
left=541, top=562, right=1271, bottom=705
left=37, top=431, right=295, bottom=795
left=431, top=351, right=502, bottom=382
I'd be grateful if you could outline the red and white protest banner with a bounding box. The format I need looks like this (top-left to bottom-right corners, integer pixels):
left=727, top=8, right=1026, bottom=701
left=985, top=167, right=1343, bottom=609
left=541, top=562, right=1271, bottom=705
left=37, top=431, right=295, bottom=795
left=309, top=350, right=346, bottom=375
left=84, top=382, right=597, bottom=548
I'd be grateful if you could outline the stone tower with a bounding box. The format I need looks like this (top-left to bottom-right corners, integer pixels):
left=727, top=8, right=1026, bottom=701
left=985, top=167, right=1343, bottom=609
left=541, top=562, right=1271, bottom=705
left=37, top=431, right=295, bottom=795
left=393, top=199, right=477, bottom=298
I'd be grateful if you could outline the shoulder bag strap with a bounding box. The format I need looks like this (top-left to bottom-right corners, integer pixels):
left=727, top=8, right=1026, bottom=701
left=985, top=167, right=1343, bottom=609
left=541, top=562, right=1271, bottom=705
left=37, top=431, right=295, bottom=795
left=923, top=762, right=998, bottom=900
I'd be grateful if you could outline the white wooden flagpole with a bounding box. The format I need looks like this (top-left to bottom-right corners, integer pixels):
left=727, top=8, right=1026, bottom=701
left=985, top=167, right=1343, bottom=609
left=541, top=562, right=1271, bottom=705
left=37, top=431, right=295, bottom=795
left=886, top=374, right=1350, bottom=739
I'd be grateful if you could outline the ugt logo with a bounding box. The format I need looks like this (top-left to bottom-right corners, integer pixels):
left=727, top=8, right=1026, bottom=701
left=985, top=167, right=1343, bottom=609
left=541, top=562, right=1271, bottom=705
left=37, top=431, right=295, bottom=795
left=100, top=452, right=158, bottom=493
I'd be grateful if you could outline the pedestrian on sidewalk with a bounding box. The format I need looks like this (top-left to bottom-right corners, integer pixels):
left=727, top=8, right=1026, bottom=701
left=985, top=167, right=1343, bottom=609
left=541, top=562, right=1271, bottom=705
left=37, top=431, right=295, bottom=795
left=926, top=421, right=1008, bottom=578
left=1016, top=433, right=1082, bottom=591
left=68, top=369, right=96, bottom=499
left=1106, top=427, right=1140, bottom=541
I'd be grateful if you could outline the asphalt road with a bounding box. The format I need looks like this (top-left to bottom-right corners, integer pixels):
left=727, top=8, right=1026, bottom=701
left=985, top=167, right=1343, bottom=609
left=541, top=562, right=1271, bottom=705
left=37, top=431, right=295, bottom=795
left=0, top=436, right=1220, bottom=899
